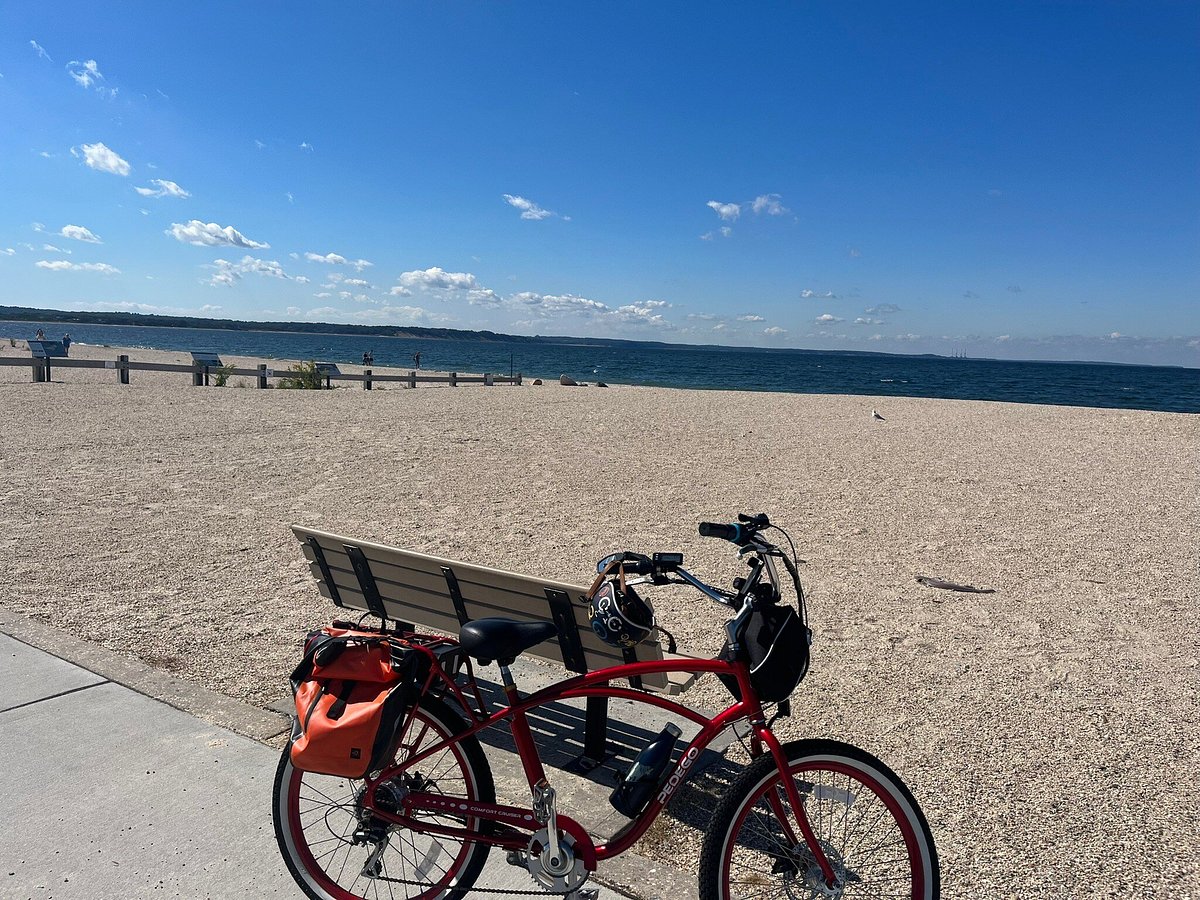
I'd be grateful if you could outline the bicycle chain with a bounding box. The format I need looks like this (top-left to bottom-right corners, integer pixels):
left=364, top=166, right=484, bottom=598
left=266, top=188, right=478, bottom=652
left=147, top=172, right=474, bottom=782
left=370, top=873, right=573, bottom=895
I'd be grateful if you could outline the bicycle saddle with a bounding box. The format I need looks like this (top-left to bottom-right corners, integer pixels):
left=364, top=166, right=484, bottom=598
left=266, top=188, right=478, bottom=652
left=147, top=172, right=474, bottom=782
left=458, top=618, right=558, bottom=666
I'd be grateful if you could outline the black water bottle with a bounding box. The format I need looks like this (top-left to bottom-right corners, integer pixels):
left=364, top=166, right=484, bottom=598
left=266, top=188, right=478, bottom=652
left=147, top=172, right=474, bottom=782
left=609, top=723, right=682, bottom=818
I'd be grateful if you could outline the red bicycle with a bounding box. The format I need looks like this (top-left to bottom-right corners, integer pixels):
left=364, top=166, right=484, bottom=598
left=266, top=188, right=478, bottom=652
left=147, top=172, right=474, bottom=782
left=273, top=514, right=940, bottom=899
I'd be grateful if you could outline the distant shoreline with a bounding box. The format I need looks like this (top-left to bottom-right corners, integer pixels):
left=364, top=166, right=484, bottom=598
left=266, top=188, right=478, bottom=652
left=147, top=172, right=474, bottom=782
left=1, top=305, right=1192, bottom=371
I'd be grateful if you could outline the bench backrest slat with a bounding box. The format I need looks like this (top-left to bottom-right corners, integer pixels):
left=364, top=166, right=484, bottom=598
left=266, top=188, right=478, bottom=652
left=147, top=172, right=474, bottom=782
left=293, top=526, right=678, bottom=691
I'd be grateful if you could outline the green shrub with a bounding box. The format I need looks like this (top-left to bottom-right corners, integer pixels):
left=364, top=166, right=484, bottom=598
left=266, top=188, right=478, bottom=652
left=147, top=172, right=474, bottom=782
left=277, top=359, right=325, bottom=390
left=213, top=363, right=236, bottom=387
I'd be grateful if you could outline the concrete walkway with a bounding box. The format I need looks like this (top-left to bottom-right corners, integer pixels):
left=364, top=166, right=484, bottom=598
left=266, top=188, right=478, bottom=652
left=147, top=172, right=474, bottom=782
left=0, top=624, right=693, bottom=899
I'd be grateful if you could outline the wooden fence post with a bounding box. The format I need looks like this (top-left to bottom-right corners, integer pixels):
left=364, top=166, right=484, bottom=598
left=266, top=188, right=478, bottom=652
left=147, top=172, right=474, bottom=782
left=118, top=354, right=129, bottom=385
left=408, top=370, right=417, bottom=389
left=363, top=368, right=372, bottom=390
left=257, top=364, right=267, bottom=389
left=516, top=373, right=522, bottom=385
left=449, top=371, right=457, bottom=387
left=484, top=372, right=493, bottom=386
left=192, top=362, right=204, bottom=386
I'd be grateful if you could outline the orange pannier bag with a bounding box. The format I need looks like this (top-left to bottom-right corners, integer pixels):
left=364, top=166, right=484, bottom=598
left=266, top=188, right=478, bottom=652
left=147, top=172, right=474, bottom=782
left=289, top=625, right=425, bottom=779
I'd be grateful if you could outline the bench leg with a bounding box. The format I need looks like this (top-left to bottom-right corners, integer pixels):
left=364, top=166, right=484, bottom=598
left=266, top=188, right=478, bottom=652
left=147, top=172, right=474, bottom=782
left=566, top=695, right=610, bottom=774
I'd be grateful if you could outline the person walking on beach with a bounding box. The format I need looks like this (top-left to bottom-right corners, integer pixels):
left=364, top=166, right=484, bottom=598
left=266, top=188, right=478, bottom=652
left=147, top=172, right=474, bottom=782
left=34, top=328, right=45, bottom=341
left=412, top=351, right=421, bottom=369
left=362, top=350, right=373, bottom=366
left=62, top=333, right=72, bottom=356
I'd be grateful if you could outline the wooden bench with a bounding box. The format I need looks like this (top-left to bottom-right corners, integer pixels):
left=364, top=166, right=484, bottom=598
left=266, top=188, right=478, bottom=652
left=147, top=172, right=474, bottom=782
left=293, top=526, right=701, bottom=769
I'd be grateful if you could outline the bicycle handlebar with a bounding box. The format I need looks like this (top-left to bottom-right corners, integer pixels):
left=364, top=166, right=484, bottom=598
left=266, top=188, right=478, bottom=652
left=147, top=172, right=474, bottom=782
left=699, top=512, right=771, bottom=546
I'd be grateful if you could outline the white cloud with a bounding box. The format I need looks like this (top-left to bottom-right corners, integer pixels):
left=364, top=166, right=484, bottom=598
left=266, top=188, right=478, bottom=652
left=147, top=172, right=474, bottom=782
left=751, top=193, right=788, bottom=216
left=30, top=40, right=52, bottom=61
left=199, top=304, right=222, bottom=313
left=74, top=142, right=131, bottom=176
left=286, top=192, right=294, bottom=204
left=2, top=248, right=15, bottom=256
left=135, top=179, right=190, bottom=199
left=35, top=260, right=120, bottom=274
left=60, top=224, right=102, bottom=243
left=398, top=267, right=479, bottom=292
left=800, top=289, right=837, bottom=299
left=713, top=323, right=727, bottom=331
left=737, top=314, right=765, bottom=322
left=388, top=286, right=411, bottom=297
left=1109, top=332, right=1122, bottom=340
left=304, top=252, right=372, bottom=272
left=865, top=303, right=901, bottom=314
left=466, top=288, right=502, bottom=306
left=294, top=275, right=310, bottom=284
left=513, top=292, right=608, bottom=317
left=849, top=247, right=862, bottom=257
left=854, top=317, right=883, bottom=325
left=341, top=278, right=371, bottom=288
left=995, top=335, right=1011, bottom=342
left=764, top=326, right=787, bottom=336
left=299, top=141, right=313, bottom=152
left=720, top=226, right=732, bottom=238
left=815, top=313, right=844, bottom=324
left=314, top=292, right=333, bottom=299
left=286, top=306, right=300, bottom=315
left=41, top=244, right=70, bottom=254
left=706, top=200, right=741, bottom=221
left=305, top=251, right=348, bottom=265
left=613, top=304, right=672, bottom=328
left=687, top=312, right=718, bottom=321
left=502, top=194, right=559, bottom=221
left=168, top=220, right=269, bottom=249
left=207, top=255, right=292, bottom=286
left=67, top=59, right=102, bottom=89
left=255, top=139, right=266, bottom=149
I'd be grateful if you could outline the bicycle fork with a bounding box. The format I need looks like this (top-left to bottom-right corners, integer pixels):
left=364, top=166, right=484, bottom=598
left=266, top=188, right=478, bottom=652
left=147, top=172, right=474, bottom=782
left=757, top=728, right=840, bottom=890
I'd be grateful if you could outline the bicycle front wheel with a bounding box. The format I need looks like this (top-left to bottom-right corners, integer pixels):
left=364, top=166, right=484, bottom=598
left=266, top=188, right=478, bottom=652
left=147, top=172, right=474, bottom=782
left=273, top=695, right=494, bottom=900
left=699, top=738, right=939, bottom=900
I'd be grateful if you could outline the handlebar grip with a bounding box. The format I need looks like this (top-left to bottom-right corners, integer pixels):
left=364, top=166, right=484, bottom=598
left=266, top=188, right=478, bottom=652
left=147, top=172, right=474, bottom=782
left=699, top=521, right=742, bottom=543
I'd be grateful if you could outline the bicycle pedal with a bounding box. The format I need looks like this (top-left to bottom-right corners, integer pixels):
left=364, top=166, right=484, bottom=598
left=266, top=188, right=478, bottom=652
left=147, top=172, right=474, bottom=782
left=505, top=849, right=528, bottom=868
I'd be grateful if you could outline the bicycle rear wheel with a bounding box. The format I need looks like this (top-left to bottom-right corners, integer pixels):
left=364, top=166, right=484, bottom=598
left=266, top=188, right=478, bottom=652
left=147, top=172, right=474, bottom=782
left=699, top=738, right=939, bottom=899
left=274, top=695, right=494, bottom=900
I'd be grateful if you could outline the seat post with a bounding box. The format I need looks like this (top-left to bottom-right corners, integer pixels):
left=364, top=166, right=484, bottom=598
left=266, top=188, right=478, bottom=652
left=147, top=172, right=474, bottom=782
left=498, top=663, right=517, bottom=691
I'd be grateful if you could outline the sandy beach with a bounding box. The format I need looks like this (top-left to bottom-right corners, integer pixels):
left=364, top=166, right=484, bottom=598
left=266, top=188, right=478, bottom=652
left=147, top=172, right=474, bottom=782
left=2, top=338, right=1197, bottom=898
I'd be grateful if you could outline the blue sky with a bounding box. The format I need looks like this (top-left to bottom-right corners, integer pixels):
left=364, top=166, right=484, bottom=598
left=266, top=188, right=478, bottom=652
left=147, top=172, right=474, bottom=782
left=1, top=2, right=1196, bottom=366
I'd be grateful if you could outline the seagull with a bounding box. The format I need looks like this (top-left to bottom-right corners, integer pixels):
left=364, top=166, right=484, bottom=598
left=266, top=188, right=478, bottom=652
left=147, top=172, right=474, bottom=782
left=872, top=409, right=885, bottom=420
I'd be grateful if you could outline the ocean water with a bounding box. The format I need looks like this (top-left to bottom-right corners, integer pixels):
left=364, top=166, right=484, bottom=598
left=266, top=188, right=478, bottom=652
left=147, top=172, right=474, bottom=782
left=3, top=320, right=1197, bottom=413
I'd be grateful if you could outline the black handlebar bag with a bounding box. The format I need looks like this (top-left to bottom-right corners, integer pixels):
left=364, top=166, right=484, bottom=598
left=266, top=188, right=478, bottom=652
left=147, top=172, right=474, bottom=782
left=718, top=604, right=811, bottom=703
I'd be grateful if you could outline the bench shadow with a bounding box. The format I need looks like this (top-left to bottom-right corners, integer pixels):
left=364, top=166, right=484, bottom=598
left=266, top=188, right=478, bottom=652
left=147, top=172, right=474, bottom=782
left=443, top=676, right=744, bottom=835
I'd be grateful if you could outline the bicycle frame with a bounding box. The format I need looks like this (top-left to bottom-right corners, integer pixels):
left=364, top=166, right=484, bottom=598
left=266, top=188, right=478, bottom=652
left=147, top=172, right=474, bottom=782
left=362, top=647, right=839, bottom=886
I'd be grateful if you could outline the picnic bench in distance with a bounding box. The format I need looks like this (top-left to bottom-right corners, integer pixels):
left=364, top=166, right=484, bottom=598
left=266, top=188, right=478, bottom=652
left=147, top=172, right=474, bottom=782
left=28, top=340, right=67, bottom=382
left=292, top=525, right=702, bottom=771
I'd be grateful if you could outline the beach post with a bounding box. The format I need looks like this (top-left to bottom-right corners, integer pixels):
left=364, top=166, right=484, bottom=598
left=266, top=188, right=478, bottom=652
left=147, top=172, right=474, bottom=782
left=364, top=368, right=372, bottom=391
left=449, top=371, right=457, bottom=387
left=257, top=364, right=268, bottom=389
left=192, top=362, right=204, bottom=386
left=516, top=373, right=522, bottom=386
left=484, top=372, right=493, bottom=386
left=408, top=370, right=416, bottom=389
left=118, top=354, right=129, bottom=385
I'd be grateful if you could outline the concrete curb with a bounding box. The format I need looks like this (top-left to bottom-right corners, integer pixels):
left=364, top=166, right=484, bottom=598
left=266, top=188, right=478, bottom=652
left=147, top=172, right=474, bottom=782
left=0, top=603, right=290, bottom=743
